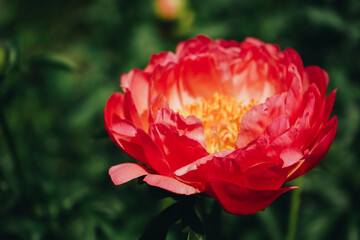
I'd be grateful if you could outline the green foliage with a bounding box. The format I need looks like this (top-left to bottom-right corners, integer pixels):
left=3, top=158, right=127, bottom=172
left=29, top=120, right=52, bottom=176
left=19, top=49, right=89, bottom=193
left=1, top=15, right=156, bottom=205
left=0, top=0, right=359, bottom=239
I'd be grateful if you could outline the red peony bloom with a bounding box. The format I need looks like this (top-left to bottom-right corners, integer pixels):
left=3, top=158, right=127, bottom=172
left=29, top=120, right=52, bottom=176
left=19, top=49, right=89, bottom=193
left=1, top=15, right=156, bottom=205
left=105, top=36, right=337, bottom=214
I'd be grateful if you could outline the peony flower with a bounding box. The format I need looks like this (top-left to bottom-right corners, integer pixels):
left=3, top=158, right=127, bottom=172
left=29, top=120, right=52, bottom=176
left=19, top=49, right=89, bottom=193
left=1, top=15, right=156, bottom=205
left=105, top=36, right=337, bottom=214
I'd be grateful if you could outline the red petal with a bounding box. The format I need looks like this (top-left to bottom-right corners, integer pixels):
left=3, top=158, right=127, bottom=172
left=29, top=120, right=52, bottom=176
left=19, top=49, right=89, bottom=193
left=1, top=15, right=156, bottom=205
left=283, top=48, right=304, bottom=77
left=175, top=137, right=285, bottom=191
left=143, top=174, right=200, bottom=195
left=174, top=151, right=231, bottom=178
left=105, top=93, right=171, bottom=174
left=285, top=76, right=304, bottom=124
left=207, top=179, right=297, bottom=215
left=105, top=94, right=148, bottom=164
left=243, top=165, right=288, bottom=190
left=287, top=116, right=337, bottom=181
left=108, top=120, right=152, bottom=168
left=123, top=90, right=143, bottom=128
left=136, top=128, right=171, bottom=176
left=149, top=122, right=208, bottom=171
left=303, top=66, right=329, bottom=97
left=104, top=92, right=125, bottom=129
left=109, top=163, right=153, bottom=185
left=265, top=115, right=290, bottom=143
left=324, top=89, right=337, bottom=123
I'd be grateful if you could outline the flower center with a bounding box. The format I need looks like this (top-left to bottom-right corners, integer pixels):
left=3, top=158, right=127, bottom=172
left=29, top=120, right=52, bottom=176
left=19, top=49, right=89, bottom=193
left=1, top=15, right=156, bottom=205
left=180, top=93, right=257, bottom=153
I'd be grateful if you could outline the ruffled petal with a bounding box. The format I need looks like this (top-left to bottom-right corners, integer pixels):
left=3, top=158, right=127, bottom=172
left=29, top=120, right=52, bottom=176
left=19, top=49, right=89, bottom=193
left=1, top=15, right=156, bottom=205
left=149, top=123, right=208, bottom=171
left=236, top=94, right=286, bottom=148
left=154, top=107, right=206, bottom=146
left=145, top=52, right=178, bottom=73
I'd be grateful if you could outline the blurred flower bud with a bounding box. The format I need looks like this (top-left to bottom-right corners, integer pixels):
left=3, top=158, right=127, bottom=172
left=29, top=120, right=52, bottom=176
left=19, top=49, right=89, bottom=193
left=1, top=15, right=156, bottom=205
left=154, top=0, right=185, bottom=20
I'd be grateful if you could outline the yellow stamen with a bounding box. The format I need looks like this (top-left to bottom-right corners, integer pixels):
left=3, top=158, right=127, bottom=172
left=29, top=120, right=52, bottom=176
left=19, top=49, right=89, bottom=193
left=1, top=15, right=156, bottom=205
left=180, top=93, right=257, bottom=153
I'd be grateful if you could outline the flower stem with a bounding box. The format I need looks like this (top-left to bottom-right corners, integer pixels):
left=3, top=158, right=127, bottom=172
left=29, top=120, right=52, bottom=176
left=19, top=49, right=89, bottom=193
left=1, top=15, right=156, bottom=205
left=286, top=177, right=304, bottom=240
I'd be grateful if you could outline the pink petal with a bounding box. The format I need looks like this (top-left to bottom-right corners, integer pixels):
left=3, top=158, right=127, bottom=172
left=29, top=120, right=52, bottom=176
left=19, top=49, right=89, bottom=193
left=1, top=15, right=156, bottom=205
left=109, top=163, right=153, bottom=185
left=280, top=148, right=304, bottom=168
left=143, top=174, right=200, bottom=195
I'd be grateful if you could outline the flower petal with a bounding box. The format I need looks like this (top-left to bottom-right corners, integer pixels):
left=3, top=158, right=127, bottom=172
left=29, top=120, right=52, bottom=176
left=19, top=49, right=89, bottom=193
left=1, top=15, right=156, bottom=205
left=280, top=148, right=304, bottom=168
left=265, top=115, right=290, bottom=143
left=178, top=54, right=233, bottom=100
left=149, top=122, right=208, bottom=171
left=136, top=128, right=171, bottom=176
left=303, top=66, right=329, bottom=97
left=287, top=116, right=337, bottom=181
left=123, top=90, right=143, bottom=129
left=109, top=163, right=153, bottom=185
left=104, top=92, right=125, bottom=129
left=154, top=107, right=206, bottom=146
left=145, top=52, right=178, bottom=73
left=206, top=179, right=297, bottom=215
left=143, top=174, right=200, bottom=195
left=121, top=69, right=151, bottom=126
left=236, top=93, right=286, bottom=148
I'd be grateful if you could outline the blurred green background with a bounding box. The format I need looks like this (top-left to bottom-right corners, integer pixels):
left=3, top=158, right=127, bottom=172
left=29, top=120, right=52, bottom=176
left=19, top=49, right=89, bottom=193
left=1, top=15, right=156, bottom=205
left=0, top=0, right=359, bottom=239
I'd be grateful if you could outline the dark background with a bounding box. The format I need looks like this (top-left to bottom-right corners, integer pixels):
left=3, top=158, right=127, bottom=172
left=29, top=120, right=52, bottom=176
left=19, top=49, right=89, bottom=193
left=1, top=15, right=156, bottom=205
left=0, top=0, right=359, bottom=239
